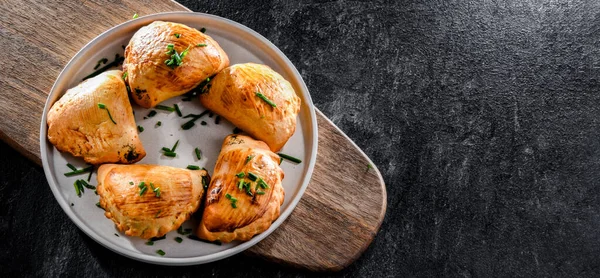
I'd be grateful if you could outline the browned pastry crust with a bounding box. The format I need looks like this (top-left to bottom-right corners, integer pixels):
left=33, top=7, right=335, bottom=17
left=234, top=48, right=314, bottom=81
left=199, top=63, right=301, bottom=152
left=97, top=164, right=208, bottom=239
left=47, top=70, right=145, bottom=165
left=197, top=134, right=285, bottom=243
left=124, top=21, right=229, bottom=108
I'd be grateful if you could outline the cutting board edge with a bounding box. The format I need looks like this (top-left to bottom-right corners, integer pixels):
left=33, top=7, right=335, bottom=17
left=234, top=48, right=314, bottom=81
left=0, top=128, right=41, bottom=165
left=315, top=110, right=388, bottom=271
left=169, top=0, right=191, bottom=11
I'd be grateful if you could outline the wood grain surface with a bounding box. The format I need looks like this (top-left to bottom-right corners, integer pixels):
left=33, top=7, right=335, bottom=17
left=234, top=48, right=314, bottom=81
left=0, top=0, right=386, bottom=271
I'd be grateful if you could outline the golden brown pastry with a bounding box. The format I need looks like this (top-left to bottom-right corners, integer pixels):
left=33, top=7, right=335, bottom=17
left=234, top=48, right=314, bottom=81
left=124, top=21, right=229, bottom=108
left=199, top=63, right=301, bottom=152
left=197, top=134, right=285, bottom=243
left=47, top=70, right=145, bottom=165
left=97, top=164, right=209, bottom=239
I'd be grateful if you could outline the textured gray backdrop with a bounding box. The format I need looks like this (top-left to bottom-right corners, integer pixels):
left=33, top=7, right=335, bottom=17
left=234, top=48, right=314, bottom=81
left=3, top=0, right=600, bottom=276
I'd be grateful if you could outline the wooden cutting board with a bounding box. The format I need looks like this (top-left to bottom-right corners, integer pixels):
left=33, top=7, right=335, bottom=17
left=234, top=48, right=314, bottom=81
left=0, top=0, right=386, bottom=271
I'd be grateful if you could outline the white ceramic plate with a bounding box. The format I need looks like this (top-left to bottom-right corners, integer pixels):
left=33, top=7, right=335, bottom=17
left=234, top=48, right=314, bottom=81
left=39, top=12, right=317, bottom=266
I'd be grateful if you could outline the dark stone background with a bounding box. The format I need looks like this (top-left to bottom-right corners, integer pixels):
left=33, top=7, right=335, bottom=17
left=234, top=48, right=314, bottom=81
left=3, top=0, right=600, bottom=276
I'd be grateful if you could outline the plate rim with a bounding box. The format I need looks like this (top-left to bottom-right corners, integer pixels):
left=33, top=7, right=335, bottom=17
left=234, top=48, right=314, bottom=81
left=39, top=11, right=318, bottom=266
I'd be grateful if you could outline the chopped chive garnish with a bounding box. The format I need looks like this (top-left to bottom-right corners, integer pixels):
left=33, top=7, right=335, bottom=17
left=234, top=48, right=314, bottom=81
left=138, top=182, right=147, bottom=195
left=97, top=103, right=117, bottom=124
left=78, top=180, right=85, bottom=193
left=175, top=237, right=183, bottom=243
left=156, top=249, right=166, bottom=256
left=366, top=164, right=373, bottom=171
left=181, top=121, right=195, bottom=130
left=94, top=58, right=108, bottom=70
left=122, top=71, right=127, bottom=80
left=278, top=153, right=302, bottom=163
left=64, top=165, right=93, bottom=177
left=208, top=112, right=214, bottom=118
left=238, top=179, right=244, bottom=190
left=161, top=140, right=179, bottom=156
left=164, top=44, right=190, bottom=68
left=115, top=233, right=120, bottom=237
left=181, top=45, right=191, bottom=58
left=74, top=180, right=82, bottom=197
left=132, top=13, right=138, bottom=19
left=200, top=27, right=206, bottom=33
left=233, top=127, right=242, bottom=134
left=215, top=115, right=221, bottom=124
left=137, top=125, right=144, bottom=132
left=183, top=113, right=201, bottom=119
left=155, top=105, right=175, bottom=112
left=226, top=194, right=237, bottom=201
left=129, top=181, right=134, bottom=185
left=245, top=155, right=254, bottom=164
left=247, top=172, right=258, bottom=181
left=236, top=172, right=245, bottom=178
left=195, top=147, right=201, bottom=160
left=163, top=151, right=176, bottom=157
left=200, top=121, right=207, bottom=126
left=96, top=202, right=102, bottom=208
left=83, top=54, right=124, bottom=80
left=279, top=157, right=283, bottom=165
left=87, top=167, right=93, bottom=181
left=139, top=186, right=147, bottom=196
left=66, top=163, right=77, bottom=171
left=171, top=140, right=180, bottom=152
left=145, top=241, right=154, bottom=245
left=225, top=193, right=238, bottom=208
left=245, top=187, right=253, bottom=197
left=174, top=33, right=181, bottom=38
left=257, top=178, right=269, bottom=189
left=174, top=104, right=182, bottom=117
left=196, top=43, right=207, bottom=47
left=156, top=121, right=162, bottom=127
left=78, top=179, right=96, bottom=189
left=187, top=165, right=201, bottom=170
left=256, top=190, right=266, bottom=195
left=154, top=187, right=161, bottom=197
left=255, top=92, right=277, bottom=107
left=77, top=180, right=90, bottom=189
left=147, top=110, right=157, bottom=118
left=181, top=111, right=210, bottom=129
